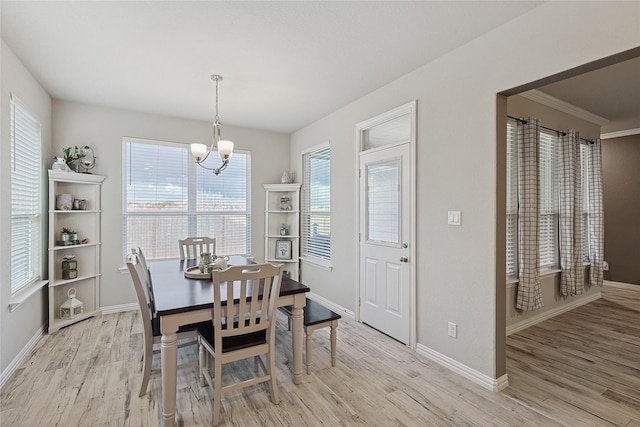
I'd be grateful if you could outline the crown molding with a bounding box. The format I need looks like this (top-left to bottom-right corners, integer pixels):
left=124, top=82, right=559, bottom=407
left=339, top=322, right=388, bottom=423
left=520, top=90, right=610, bottom=126
left=601, top=128, right=640, bottom=139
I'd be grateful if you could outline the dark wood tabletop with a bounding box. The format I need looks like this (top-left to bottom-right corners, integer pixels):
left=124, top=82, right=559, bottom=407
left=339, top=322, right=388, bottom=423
left=149, top=256, right=310, bottom=316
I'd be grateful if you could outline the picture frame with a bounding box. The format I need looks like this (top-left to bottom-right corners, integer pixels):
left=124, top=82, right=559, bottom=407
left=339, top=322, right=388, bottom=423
left=275, top=240, right=292, bottom=260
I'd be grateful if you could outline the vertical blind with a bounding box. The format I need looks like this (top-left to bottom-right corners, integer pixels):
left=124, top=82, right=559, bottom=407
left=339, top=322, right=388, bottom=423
left=302, top=145, right=331, bottom=261
left=123, top=138, right=251, bottom=259
left=10, top=96, right=42, bottom=293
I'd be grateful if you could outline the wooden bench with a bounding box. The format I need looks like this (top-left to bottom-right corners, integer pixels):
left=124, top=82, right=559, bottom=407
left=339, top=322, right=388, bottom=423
left=278, top=299, right=341, bottom=374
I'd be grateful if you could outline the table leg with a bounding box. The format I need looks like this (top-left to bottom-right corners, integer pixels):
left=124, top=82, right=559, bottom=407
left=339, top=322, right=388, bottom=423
left=161, top=331, right=178, bottom=427
left=291, top=294, right=306, bottom=384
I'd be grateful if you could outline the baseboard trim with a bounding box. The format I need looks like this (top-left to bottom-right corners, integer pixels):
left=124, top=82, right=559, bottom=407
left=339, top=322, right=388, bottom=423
left=306, top=292, right=355, bottom=320
left=100, top=303, right=138, bottom=314
left=0, top=324, right=46, bottom=389
left=416, top=343, right=509, bottom=391
left=507, top=292, right=601, bottom=336
left=604, top=280, right=639, bottom=290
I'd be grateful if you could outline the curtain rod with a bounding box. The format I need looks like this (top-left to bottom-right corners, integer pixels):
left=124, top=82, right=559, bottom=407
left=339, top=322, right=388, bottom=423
left=507, top=115, right=596, bottom=144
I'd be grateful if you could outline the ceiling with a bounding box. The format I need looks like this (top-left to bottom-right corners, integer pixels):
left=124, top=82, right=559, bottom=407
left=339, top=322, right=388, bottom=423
left=2, top=1, right=543, bottom=134
left=534, top=56, right=640, bottom=132
left=2, top=2, right=637, bottom=135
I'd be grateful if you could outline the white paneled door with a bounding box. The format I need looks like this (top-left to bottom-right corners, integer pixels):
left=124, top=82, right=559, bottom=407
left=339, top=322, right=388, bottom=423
left=359, top=143, right=410, bottom=344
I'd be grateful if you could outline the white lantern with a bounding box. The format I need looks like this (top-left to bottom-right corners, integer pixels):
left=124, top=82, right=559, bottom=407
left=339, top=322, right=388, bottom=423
left=60, top=288, right=84, bottom=319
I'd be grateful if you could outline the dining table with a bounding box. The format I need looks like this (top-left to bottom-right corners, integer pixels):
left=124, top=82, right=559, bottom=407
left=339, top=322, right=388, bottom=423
left=149, top=256, right=310, bottom=427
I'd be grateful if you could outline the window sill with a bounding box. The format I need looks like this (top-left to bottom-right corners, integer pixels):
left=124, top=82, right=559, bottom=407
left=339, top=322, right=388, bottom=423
left=301, top=256, right=333, bottom=272
left=9, top=279, right=49, bottom=312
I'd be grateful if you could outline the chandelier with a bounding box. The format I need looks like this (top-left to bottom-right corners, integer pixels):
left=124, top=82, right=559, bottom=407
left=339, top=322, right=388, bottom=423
left=190, top=74, right=234, bottom=175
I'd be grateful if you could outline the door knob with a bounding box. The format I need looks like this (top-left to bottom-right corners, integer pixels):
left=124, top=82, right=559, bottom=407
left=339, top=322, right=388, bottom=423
left=400, top=256, right=408, bottom=263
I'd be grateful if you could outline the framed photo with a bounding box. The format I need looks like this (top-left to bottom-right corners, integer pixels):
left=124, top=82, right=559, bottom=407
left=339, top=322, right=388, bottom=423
left=275, top=240, right=292, bottom=260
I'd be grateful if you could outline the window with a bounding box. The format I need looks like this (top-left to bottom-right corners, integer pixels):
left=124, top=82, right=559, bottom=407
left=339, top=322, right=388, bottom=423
left=301, top=143, right=331, bottom=265
left=539, top=130, right=558, bottom=268
left=580, top=144, right=590, bottom=262
left=10, top=95, right=42, bottom=294
left=506, top=120, right=518, bottom=275
left=123, top=138, right=251, bottom=259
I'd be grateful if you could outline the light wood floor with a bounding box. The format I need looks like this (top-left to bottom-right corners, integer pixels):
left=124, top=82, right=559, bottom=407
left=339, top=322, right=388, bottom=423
left=1, top=283, right=638, bottom=426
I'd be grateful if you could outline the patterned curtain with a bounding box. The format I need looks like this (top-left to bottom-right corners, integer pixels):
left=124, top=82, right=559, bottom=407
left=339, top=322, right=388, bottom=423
left=587, top=139, right=605, bottom=287
left=516, top=118, right=544, bottom=310
left=558, top=130, right=584, bottom=296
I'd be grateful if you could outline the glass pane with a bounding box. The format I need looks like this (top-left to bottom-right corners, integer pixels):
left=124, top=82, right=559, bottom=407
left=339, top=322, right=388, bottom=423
left=367, top=159, right=400, bottom=244
left=362, top=114, right=411, bottom=151
left=126, top=215, right=188, bottom=259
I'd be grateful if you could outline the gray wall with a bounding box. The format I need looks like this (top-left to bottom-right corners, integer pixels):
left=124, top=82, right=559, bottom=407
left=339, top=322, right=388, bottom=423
left=289, top=1, right=640, bottom=381
left=1, top=40, right=52, bottom=374
left=52, top=100, right=291, bottom=309
left=602, top=134, right=640, bottom=285
left=2, top=1, right=639, bottom=384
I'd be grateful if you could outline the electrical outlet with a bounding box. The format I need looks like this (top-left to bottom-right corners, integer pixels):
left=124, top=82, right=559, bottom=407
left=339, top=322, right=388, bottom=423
left=448, top=321, right=457, bottom=338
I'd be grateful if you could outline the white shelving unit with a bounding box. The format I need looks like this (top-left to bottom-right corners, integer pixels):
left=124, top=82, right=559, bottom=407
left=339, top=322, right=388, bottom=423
left=263, top=183, right=301, bottom=280
left=48, top=170, right=106, bottom=333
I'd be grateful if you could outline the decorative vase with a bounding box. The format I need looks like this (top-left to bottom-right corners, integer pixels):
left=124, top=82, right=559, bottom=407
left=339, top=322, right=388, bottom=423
left=56, top=194, right=73, bottom=210
left=281, top=171, right=294, bottom=184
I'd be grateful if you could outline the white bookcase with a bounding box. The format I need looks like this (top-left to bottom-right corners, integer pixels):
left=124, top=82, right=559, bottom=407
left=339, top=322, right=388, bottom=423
left=263, top=183, right=301, bottom=280
left=48, top=170, right=105, bottom=333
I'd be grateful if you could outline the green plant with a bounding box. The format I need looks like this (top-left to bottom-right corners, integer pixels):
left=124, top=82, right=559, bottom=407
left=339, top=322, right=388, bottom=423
left=61, top=227, right=76, bottom=234
left=62, top=146, right=85, bottom=165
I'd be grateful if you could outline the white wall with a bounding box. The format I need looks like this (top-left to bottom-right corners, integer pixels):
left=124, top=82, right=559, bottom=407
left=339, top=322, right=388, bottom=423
left=290, top=1, right=640, bottom=380
left=51, top=101, right=291, bottom=309
left=1, top=40, right=52, bottom=373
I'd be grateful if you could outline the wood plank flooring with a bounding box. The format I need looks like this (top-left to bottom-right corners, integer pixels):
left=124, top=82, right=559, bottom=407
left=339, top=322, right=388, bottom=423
left=1, top=283, right=638, bottom=426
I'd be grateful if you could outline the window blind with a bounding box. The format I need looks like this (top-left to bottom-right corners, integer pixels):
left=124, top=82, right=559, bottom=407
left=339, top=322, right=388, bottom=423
left=580, top=144, right=590, bottom=262
left=539, top=130, right=558, bottom=267
left=506, top=120, right=518, bottom=275
left=124, top=138, right=251, bottom=259
left=302, top=145, right=331, bottom=261
left=10, top=96, right=42, bottom=294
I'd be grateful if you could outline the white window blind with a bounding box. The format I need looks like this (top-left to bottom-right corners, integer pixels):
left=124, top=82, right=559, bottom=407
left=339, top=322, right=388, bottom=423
left=367, top=160, right=400, bottom=244
left=123, top=138, right=251, bottom=259
left=302, top=144, right=331, bottom=261
left=580, top=144, right=590, bottom=262
left=10, top=96, right=42, bottom=294
left=506, top=120, right=518, bottom=275
left=539, top=130, right=558, bottom=268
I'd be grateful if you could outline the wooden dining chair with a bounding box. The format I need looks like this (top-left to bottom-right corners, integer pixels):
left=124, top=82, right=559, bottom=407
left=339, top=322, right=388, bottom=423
left=126, top=252, right=200, bottom=397
left=197, top=263, right=283, bottom=426
left=178, top=236, right=216, bottom=260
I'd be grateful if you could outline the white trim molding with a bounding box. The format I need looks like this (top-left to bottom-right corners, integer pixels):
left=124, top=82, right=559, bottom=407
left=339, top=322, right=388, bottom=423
left=306, top=292, right=355, bottom=319
left=101, top=303, right=139, bottom=314
left=507, top=291, right=601, bottom=336
left=600, top=128, right=640, bottom=139
left=0, top=325, right=46, bottom=389
left=520, top=90, right=610, bottom=126
left=416, top=344, right=509, bottom=392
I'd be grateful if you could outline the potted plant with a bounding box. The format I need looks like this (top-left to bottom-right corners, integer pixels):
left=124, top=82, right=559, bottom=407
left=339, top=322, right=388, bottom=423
left=61, top=227, right=78, bottom=244
left=62, top=146, right=85, bottom=173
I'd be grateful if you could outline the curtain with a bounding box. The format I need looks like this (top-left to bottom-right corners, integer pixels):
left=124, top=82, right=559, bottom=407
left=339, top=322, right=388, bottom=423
left=558, top=130, right=584, bottom=296
left=587, top=139, right=605, bottom=287
left=516, top=118, right=544, bottom=310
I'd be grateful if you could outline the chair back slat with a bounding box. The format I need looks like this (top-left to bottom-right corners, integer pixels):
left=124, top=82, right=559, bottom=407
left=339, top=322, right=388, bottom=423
left=212, top=264, right=283, bottom=340
left=178, top=236, right=216, bottom=260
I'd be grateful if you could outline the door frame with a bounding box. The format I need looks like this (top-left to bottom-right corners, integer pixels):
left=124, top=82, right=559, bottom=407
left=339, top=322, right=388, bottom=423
left=354, top=100, right=417, bottom=349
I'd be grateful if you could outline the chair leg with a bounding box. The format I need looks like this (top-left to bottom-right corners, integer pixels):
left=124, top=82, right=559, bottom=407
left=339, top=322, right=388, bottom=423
left=199, top=337, right=206, bottom=387
left=305, top=329, right=312, bottom=375
left=139, top=341, right=152, bottom=397
left=267, top=343, right=280, bottom=404
left=213, top=357, right=223, bottom=426
left=330, top=321, right=338, bottom=367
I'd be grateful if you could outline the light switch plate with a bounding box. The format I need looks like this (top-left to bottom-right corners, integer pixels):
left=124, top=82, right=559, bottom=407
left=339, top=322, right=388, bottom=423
left=447, top=211, right=461, bottom=226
